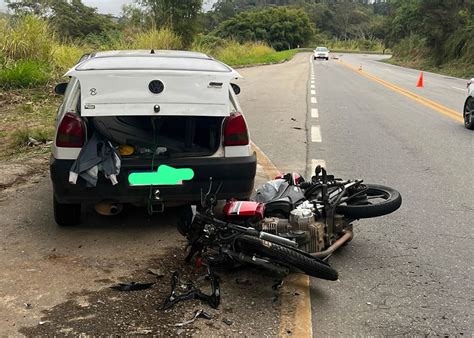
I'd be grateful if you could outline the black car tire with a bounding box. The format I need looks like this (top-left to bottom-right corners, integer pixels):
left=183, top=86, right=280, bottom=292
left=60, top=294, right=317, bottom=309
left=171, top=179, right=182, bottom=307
left=463, top=96, right=474, bottom=130
left=53, top=196, right=81, bottom=226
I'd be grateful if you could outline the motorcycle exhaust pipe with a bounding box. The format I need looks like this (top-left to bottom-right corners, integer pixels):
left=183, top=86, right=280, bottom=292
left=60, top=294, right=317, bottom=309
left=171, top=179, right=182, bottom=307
left=311, top=231, right=353, bottom=258
left=95, top=201, right=123, bottom=216
left=259, top=232, right=298, bottom=248
left=222, top=248, right=290, bottom=275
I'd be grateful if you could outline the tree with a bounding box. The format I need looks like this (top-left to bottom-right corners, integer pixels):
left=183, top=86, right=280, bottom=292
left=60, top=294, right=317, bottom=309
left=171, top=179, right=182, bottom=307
left=213, top=7, right=314, bottom=50
left=7, top=0, right=116, bottom=39
left=6, top=0, right=51, bottom=16
left=137, top=0, right=203, bottom=46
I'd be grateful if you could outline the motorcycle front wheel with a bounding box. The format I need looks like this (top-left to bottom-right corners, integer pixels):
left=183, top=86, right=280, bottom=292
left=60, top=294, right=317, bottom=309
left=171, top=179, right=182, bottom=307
left=235, top=235, right=339, bottom=281
left=336, top=184, right=402, bottom=219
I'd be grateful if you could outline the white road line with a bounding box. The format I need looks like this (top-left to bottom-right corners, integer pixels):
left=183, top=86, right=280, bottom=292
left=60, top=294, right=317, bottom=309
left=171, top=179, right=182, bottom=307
left=310, top=159, right=326, bottom=175
left=311, top=97, right=317, bottom=104
left=311, top=126, right=322, bottom=142
left=311, top=108, right=319, bottom=118
left=311, top=84, right=315, bottom=89
left=311, top=80, right=315, bottom=84
left=311, top=90, right=316, bottom=95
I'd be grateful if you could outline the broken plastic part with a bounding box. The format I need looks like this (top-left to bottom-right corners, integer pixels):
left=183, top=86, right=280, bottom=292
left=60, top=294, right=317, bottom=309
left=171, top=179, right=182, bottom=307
left=174, top=309, right=212, bottom=327
left=162, top=266, right=220, bottom=310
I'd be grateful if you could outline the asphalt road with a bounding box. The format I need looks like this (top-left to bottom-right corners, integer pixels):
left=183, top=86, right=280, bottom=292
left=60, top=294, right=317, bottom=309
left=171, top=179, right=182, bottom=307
left=239, top=53, right=473, bottom=335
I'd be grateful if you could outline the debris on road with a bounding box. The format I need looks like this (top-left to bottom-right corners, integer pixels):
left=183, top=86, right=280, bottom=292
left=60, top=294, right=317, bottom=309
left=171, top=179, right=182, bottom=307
left=27, top=137, right=41, bottom=147
left=24, top=303, right=32, bottom=309
left=147, top=268, right=165, bottom=277
left=162, top=267, right=220, bottom=310
left=174, top=309, right=212, bottom=327
left=272, top=280, right=284, bottom=290
left=235, top=278, right=252, bottom=286
left=110, top=282, right=155, bottom=291
left=223, top=318, right=233, bottom=326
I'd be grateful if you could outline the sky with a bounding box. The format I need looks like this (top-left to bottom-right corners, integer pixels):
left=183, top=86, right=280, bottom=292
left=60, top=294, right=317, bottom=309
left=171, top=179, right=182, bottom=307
left=0, top=0, right=216, bottom=16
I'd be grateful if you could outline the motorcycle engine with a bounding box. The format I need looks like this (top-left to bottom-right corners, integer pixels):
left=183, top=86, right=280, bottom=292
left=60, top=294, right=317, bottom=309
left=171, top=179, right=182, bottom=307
left=260, top=205, right=326, bottom=253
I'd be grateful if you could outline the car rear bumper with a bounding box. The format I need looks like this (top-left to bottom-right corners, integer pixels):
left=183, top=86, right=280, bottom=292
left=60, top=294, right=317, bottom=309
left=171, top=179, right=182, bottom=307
left=50, top=154, right=257, bottom=205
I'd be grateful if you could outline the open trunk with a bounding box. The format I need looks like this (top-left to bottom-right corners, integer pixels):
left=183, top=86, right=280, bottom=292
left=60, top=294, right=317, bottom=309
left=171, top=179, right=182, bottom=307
left=92, top=116, right=223, bottom=157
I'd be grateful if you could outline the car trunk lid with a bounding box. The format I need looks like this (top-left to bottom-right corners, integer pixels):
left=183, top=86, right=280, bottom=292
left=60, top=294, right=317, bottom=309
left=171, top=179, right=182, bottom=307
left=66, top=62, right=241, bottom=118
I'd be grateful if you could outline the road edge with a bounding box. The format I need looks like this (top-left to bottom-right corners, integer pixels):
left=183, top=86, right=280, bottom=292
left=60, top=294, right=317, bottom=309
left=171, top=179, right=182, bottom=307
left=251, top=142, right=313, bottom=338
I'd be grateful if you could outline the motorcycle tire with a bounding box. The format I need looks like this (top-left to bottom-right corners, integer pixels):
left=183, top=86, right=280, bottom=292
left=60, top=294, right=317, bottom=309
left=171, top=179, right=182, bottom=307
left=235, top=235, right=338, bottom=281
left=336, top=184, right=402, bottom=219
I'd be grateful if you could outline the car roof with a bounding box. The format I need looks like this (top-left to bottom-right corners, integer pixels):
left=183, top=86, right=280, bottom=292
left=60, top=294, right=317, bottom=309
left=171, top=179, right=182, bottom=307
left=73, top=50, right=234, bottom=73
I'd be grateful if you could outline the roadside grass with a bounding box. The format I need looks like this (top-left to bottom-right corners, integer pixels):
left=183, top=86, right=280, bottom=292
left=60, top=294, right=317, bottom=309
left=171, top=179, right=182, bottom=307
left=0, top=60, right=52, bottom=89
left=384, top=57, right=474, bottom=79
left=0, top=88, right=60, bottom=160
left=220, top=48, right=302, bottom=67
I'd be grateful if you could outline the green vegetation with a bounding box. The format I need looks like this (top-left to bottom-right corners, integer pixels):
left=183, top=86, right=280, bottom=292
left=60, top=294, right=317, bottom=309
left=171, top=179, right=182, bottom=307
left=0, top=60, right=51, bottom=88
left=385, top=0, right=474, bottom=78
left=220, top=47, right=302, bottom=67
left=213, top=7, right=314, bottom=50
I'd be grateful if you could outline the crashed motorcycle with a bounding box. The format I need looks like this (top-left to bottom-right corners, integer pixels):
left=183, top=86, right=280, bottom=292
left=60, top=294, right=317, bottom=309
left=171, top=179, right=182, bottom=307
left=178, top=166, right=402, bottom=281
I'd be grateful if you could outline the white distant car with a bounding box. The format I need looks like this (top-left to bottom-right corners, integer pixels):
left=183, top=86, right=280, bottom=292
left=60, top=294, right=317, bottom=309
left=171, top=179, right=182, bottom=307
left=313, top=47, right=330, bottom=60
left=464, top=78, right=474, bottom=129
left=51, top=50, right=256, bottom=225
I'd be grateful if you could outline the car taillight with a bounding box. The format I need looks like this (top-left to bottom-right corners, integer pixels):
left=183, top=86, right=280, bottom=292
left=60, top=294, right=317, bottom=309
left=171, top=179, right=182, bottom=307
left=56, top=112, right=85, bottom=148
left=224, top=112, right=249, bottom=146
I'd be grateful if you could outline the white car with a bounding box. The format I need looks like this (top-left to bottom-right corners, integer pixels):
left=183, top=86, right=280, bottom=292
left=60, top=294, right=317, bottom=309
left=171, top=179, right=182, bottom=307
left=51, top=50, right=256, bottom=225
left=464, top=78, right=474, bottom=129
left=313, top=47, right=330, bottom=60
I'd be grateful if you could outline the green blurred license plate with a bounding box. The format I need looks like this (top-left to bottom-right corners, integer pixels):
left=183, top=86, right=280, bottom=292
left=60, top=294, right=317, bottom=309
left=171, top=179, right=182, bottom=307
left=128, top=165, right=194, bottom=186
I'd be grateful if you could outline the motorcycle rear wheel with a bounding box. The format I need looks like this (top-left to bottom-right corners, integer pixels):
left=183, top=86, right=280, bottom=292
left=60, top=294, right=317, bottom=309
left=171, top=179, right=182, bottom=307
left=336, top=184, right=402, bottom=219
left=235, top=235, right=339, bottom=281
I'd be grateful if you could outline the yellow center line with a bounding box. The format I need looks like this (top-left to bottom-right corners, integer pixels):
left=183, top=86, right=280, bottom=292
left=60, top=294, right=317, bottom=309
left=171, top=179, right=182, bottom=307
left=339, top=60, right=464, bottom=123
left=251, top=142, right=313, bottom=337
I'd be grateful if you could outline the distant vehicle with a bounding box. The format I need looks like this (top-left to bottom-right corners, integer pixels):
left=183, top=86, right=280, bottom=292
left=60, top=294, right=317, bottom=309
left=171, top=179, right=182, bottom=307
left=464, top=78, right=474, bottom=129
left=314, top=47, right=330, bottom=60
left=50, top=50, right=256, bottom=226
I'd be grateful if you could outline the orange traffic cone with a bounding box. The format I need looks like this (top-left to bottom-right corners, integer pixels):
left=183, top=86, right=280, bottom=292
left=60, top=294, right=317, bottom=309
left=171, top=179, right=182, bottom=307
left=417, top=72, right=424, bottom=88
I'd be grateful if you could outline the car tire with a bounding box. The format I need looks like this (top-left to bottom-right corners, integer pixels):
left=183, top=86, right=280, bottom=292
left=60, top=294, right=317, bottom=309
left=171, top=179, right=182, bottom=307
left=326, top=57, right=329, bottom=61
left=53, top=196, right=81, bottom=226
left=463, top=96, right=474, bottom=130
left=313, top=57, right=316, bottom=60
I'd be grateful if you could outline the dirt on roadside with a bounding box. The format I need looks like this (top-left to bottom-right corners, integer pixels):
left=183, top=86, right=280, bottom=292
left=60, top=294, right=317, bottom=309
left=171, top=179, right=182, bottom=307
left=0, top=149, right=284, bottom=336
left=19, top=247, right=281, bottom=336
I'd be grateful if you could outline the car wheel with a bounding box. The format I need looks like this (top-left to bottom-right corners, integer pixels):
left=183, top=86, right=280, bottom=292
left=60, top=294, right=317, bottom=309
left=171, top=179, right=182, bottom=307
left=313, top=57, right=316, bottom=60
left=53, top=196, right=81, bottom=226
left=326, top=57, right=329, bottom=61
left=464, top=96, right=474, bottom=130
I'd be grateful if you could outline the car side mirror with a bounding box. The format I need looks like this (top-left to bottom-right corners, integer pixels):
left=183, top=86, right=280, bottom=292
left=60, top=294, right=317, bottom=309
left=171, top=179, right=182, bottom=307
left=231, top=83, right=241, bottom=95
left=54, top=82, right=68, bottom=95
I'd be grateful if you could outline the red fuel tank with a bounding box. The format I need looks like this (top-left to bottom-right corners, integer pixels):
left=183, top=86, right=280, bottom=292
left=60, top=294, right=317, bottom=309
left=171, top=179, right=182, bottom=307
left=223, top=200, right=265, bottom=220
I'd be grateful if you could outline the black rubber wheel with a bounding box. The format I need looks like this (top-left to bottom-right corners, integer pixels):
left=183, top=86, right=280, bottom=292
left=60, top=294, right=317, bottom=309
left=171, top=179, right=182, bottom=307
left=236, top=235, right=338, bottom=281
left=53, top=196, right=81, bottom=226
left=463, top=97, right=474, bottom=130
left=336, top=184, right=402, bottom=219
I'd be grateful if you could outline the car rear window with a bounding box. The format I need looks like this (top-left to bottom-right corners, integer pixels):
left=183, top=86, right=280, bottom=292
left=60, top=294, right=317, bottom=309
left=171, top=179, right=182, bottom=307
left=76, top=56, right=232, bottom=73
